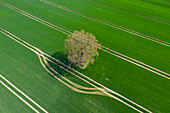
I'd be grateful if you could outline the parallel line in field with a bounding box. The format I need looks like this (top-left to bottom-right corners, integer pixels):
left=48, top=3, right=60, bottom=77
left=41, top=55, right=99, bottom=92
left=40, top=0, right=170, bottom=47
left=0, top=1, right=70, bottom=35
left=101, top=46, right=170, bottom=77
left=39, top=55, right=145, bottom=113
left=39, top=55, right=103, bottom=95
left=89, top=0, right=170, bottom=24
left=0, top=76, right=39, bottom=113
left=0, top=74, right=48, bottom=113
left=0, top=1, right=169, bottom=79
left=0, top=27, right=151, bottom=113
left=41, top=52, right=150, bottom=113
left=141, top=0, right=170, bottom=8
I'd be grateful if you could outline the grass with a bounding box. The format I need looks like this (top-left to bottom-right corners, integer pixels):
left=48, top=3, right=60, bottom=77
left=93, top=0, right=170, bottom=22
left=0, top=0, right=170, bottom=112
left=0, top=81, right=34, bottom=113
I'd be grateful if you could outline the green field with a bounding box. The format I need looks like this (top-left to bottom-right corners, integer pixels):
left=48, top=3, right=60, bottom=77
left=0, top=0, right=170, bottom=112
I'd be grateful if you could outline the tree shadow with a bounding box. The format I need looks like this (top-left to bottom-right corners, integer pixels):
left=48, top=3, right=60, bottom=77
left=47, top=51, right=81, bottom=77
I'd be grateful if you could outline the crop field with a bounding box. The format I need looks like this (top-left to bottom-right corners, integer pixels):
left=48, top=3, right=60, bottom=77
left=0, top=0, right=170, bottom=113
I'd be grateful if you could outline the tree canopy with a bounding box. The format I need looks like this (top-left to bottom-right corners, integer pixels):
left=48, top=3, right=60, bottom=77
left=65, top=30, right=101, bottom=69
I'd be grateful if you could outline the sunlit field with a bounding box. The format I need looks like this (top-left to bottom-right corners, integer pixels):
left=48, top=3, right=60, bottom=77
left=0, top=0, right=170, bottom=112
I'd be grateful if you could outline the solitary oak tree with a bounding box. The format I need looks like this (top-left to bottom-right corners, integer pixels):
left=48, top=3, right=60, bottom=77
left=65, top=30, right=101, bottom=69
